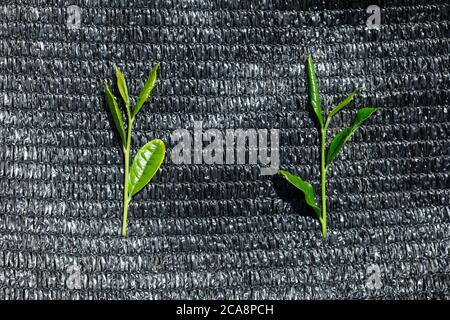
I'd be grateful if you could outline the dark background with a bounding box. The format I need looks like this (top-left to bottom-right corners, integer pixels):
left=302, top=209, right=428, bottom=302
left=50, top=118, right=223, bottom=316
left=0, top=0, right=448, bottom=299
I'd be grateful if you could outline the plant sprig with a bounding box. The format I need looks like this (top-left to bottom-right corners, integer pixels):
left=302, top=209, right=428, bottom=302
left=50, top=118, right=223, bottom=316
left=279, top=54, right=379, bottom=237
left=104, top=63, right=165, bottom=237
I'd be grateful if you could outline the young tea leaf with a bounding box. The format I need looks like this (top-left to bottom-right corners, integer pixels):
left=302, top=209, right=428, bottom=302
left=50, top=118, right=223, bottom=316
left=104, top=83, right=126, bottom=146
left=128, top=139, right=166, bottom=197
left=114, top=64, right=130, bottom=108
left=307, top=54, right=324, bottom=128
left=326, top=107, right=379, bottom=167
left=133, top=63, right=159, bottom=118
left=278, top=170, right=321, bottom=219
left=328, top=86, right=363, bottom=121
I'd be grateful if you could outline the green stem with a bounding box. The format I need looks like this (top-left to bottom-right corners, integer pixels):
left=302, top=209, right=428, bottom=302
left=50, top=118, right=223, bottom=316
left=320, top=128, right=327, bottom=237
left=121, top=114, right=133, bottom=237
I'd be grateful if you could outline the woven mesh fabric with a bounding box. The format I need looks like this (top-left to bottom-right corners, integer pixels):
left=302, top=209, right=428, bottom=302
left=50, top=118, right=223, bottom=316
left=0, top=0, right=449, bottom=299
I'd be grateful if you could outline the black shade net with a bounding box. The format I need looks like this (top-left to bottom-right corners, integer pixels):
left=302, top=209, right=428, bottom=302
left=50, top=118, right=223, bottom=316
left=0, top=0, right=448, bottom=299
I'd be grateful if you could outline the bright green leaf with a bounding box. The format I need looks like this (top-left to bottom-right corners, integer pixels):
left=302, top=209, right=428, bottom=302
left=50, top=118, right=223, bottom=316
left=306, top=54, right=324, bottom=128
left=114, top=64, right=130, bottom=109
left=132, top=63, right=159, bottom=118
left=328, top=86, right=364, bottom=121
left=104, top=83, right=126, bottom=146
left=278, top=170, right=321, bottom=220
left=326, top=107, right=379, bottom=167
left=128, top=139, right=166, bottom=197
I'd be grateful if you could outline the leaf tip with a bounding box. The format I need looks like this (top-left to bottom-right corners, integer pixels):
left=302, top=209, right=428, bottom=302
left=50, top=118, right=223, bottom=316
left=366, top=107, right=380, bottom=113
left=113, top=64, right=119, bottom=71
left=151, top=62, right=160, bottom=77
left=151, top=139, right=166, bottom=152
left=104, top=82, right=113, bottom=95
left=370, top=107, right=381, bottom=116
left=114, top=64, right=125, bottom=79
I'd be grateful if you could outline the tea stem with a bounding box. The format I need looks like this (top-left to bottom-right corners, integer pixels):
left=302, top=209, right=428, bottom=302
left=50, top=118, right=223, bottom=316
left=121, top=114, right=133, bottom=237
left=320, top=128, right=327, bottom=237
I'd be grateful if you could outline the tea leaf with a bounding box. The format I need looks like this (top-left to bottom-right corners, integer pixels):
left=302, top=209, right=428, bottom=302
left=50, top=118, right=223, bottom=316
left=114, top=64, right=130, bottom=109
left=307, top=54, right=324, bottom=128
left=133, top=63, right=159, bottom=118
left=278, top=170, right=321, bottom=220
left=128, top=139, right=166, bottom=197
left=328, top=86, right=363, bottom=121
left=104, top=83, right=126, bottom=146
left=326, top=107, right=379, bottom=167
